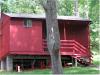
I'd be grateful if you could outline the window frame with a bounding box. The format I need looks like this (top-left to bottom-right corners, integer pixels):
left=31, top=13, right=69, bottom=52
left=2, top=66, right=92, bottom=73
left=24, top=19, right=32, bottom=27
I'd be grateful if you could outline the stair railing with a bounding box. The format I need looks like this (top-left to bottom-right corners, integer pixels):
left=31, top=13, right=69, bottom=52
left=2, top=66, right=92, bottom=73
left=43, top=39, right=91, bottom=56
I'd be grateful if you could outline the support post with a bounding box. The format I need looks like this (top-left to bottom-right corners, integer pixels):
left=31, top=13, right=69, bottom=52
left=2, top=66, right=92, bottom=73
left=0, top=60, right=5, bottom=71
left=0, top=61, right=1, bottom=70
left=48, top=59, right=51, bottom=68
left=32, top=60, right=35, bottom=69
left=72, top=57, right=74, bottom=66
left=75, top=58, right=78, bottom=67
left=64, top=61, right=65, bottom=67
left=64, top=24, right=66, bottom=40
left=6, top=56, right=13, bottom=71
left=46, top=59, right=48, bottom=68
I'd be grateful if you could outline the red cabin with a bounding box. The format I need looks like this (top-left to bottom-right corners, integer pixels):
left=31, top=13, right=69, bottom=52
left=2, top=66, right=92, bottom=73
left=0, top=13, right=91, bottom=71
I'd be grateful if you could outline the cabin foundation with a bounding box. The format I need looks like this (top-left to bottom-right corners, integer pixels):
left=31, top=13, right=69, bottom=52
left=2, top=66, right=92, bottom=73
left=75, top=58, right=78, bottom=67
left=6, top=56, right=13, bottom=71
left=0, top=59, right=6, bottom=71
left=12, top=55, right=73, bottom=71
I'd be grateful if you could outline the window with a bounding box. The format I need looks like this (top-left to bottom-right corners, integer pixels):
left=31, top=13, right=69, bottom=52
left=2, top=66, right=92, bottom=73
left=24, top=19, right=32, bottom=27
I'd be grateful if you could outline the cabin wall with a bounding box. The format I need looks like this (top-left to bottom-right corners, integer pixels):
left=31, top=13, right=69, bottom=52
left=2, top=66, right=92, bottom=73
left=86, top=24, right=90, bottom=52
left=0, top=21, right=2, bottom=51
left=42, top=21, right=46, bottom=39
left=69, top=23, right=89, bottom=49
left=10, top=18, right=43, bottom=54
left=0, top=14, right=10, bottom=59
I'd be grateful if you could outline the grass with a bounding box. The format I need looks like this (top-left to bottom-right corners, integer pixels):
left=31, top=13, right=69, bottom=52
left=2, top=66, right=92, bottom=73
left=0, top=67, right=99, bottom=75
left=93, top=55, right=100, bottom=65
left=0, top=55, right=100, bottom=75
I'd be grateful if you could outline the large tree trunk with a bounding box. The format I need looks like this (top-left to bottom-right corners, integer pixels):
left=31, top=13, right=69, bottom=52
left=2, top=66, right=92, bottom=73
left=41, top=0, right=63, bottom=74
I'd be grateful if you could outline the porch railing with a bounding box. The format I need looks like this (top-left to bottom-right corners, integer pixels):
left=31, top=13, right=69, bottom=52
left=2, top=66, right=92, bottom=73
left=43, top=39, right=91, bottom=56
left=43, top=39, right=92, bottom=65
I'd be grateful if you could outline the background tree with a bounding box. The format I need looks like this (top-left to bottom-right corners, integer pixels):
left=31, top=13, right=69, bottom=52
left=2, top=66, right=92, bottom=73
left=1, top=0, right=9, bottom=12
left=1, top=0, right=43, bottom=13
left=89, top=0, right=99, bottom=54
left=73, top=0, right=79, bottom=16
left=58, top=0, right=73, bottom=16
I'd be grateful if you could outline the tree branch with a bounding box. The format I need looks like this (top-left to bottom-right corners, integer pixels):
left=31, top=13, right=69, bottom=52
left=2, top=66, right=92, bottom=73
left=39, top=0, right=47, bottom=11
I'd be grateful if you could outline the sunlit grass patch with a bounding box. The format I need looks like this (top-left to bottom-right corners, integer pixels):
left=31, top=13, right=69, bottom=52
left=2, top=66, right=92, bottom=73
left=64, top=67, right=99, bottom=74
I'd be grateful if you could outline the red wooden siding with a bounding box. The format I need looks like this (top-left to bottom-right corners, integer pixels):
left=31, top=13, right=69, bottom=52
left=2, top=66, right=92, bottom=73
left=10, top=19, right=43, bottom=55
left=69, top=24, right=88, bottom=48
left=0, top=22, right=2, bottom=51
left=0, top=14, right=10, bottom=59
left=0, top=13, right=91, bottom=61
left=43, top=20, right=90, bottom=56
left=58, top=21, right=89, bottom=49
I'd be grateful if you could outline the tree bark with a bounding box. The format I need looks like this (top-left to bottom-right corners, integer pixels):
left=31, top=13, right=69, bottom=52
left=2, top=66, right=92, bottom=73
left=74, top=0, right=79, bottom=16
left=41, top=0, right=63, bottom=74
left=83, top=0, right=89, bottom=19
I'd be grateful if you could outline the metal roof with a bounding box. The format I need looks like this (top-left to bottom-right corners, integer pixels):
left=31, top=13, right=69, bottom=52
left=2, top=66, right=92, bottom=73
left=4, top=13, right=90, bottom=21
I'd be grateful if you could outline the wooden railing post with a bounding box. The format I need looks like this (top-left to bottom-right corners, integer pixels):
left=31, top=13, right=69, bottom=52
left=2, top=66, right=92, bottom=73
left=75, top=57, right=78, bottom=67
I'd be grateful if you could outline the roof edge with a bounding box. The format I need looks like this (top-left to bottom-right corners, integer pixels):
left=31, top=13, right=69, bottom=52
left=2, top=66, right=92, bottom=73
left=3, top=13, right=91, bottom=21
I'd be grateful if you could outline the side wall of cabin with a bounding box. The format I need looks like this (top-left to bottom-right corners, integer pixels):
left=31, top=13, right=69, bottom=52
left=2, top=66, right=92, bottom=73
left=0, top=14, right=10, bottom=59
left=69, top=21, right=89, bottom=49
left=10, top=18, right=43, bottom=55
left=0, top=19, right=2, bottom=51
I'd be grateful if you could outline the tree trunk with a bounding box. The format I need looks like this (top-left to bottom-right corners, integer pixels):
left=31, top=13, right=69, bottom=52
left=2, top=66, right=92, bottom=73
left=41, top=0, right=63, bottom=74
left=74, top=0, right=79, bottom=16
left=83, top=0, right=89, bottom=19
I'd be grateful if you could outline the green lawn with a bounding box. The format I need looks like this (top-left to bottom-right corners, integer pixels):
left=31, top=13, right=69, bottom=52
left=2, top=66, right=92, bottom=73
left=93, top=55, right=100, bottom=65
left=0, top=55, right=100, bottom=75
left=0, top=67, right=99, bottom=75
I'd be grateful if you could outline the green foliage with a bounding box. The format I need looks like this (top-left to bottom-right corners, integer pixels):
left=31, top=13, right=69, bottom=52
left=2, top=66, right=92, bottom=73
left=1, top=0, right=10, bottom=12
left=1, top=0, right=44, bottom=13
left=58, top=0, right=74, bottom=16
left=89, top=0, right=99, bottom=54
